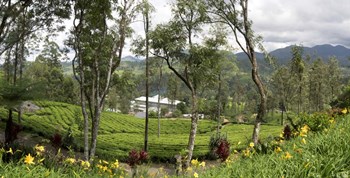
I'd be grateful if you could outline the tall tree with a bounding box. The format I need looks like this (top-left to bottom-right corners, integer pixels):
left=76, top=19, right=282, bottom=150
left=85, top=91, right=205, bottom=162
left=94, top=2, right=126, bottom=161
left=290, top=45, right=306, bottom=114
left=0, top=0, right=71, bottom=55
left=150, top=0, right=226, bottom=166
left=70, top=0, right=136, bottom=161
left=207, top=0, right=267, bottom=145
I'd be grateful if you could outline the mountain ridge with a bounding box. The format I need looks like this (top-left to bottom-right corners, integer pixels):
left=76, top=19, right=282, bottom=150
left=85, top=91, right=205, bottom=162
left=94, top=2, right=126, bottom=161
left=236, top=44, right=350, bottom=66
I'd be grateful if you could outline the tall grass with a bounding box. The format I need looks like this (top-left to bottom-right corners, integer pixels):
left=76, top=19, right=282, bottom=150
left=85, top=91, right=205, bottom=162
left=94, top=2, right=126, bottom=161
left=202, top=114, right=350, bottom=177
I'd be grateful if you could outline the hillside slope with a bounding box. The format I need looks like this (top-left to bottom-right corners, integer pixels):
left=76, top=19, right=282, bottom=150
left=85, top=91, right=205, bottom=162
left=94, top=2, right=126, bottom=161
left=0, top=101, right=281, bottom=161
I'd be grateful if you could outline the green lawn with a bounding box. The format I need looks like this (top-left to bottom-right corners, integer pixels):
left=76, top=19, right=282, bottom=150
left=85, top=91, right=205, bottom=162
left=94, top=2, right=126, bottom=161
left=0, top=101, right=282, bottom=161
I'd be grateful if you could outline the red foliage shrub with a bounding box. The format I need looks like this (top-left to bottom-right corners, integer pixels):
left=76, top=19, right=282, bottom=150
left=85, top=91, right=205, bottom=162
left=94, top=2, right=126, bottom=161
left=215, top=140, right=230, bottom=162
left=51, top=133, right=62, bottom=148
left=128, top=149, right=148, bottom=167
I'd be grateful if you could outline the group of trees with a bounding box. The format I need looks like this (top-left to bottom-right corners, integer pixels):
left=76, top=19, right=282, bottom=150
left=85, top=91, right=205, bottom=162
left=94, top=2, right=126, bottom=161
left=1, top=0, right=348, bottom=170
left=270, top=46, right=343, bottom=114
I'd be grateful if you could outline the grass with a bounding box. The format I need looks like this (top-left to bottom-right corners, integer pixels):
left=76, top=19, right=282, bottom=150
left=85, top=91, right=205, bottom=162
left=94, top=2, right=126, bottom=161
left=202, top=114, right=350, bottom=177
left=0, top=101, right=282, bottom=162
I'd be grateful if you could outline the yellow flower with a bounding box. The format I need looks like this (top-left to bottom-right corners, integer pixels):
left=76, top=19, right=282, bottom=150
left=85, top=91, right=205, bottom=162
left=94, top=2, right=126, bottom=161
left=302, top=138, right=306, bottom=144
left=279, top=133, right=284, bottom=138
left=35, top=144, right=45, bottom=152
left=341, top=108, right=348, bottom=114
left=243, top=148, right=250, bottom=157
left=283, top=152, right=292, bottom=160
left=194, top=172, right=199, bottom=178
left=24, top=154, right=35, bottom=165
left=6, top=148, right=13, bottom=155
left=111, top=159, right=119, bottom=169
left=274, top=146, right=282, bottom=153
left=65, top=158, right=76, bottom=164
left=102, top=166, right=108, bottom=172
left=300, top=125, right=310, bottom=137
left=81, top=160, right=90, bottom=169
left=187, top=166, right=193, bottom=172
left=199, top=161, right=206, bottom=167
left=191, top=159, right=199, bottom=166
left=249, top=142, right=254, bottom=148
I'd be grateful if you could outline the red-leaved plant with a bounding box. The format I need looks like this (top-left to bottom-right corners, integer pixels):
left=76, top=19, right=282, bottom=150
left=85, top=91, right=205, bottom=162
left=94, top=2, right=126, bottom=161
left=128, top=149, right=148, bottom=167
left=215, top=140, right=230, bottom=162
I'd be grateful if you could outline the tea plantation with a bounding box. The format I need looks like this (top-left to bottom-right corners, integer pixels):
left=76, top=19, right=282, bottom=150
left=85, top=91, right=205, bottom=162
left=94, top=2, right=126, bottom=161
left=0, top=101, right=282, bottom=161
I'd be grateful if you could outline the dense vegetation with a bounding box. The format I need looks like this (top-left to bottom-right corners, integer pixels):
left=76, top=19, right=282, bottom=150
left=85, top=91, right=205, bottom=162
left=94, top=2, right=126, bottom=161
left=1, top=0, right=350, bottom=177
left=1, top=101, right=281, bottom=161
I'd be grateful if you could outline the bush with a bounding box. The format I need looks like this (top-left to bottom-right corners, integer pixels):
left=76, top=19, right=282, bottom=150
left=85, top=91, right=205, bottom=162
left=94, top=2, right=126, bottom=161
left=216, top=140, right=230, bottom=162
left=62, top=127, right=75, bottom=149
left=172, top=110, right=182, bottom=118
left=208, top=133, right=229, bottom=160
left=298, top=112, right=331, bottom=132
left=148, top=111, right=157, bottom=118
left=51, top=133, right=62, bottom=148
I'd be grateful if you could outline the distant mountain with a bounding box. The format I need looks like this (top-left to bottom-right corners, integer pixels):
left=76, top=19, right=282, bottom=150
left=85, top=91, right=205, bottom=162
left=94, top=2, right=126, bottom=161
left=235, top=44, right=350, bottom=71
left=121, top=55, right=142, bottom=62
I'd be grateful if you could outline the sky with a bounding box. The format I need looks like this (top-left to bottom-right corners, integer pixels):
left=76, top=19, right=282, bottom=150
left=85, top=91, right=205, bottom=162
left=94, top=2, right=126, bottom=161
left=24, top=0, right=350, bottom=61
left=124, top=0, right=350, bottom=56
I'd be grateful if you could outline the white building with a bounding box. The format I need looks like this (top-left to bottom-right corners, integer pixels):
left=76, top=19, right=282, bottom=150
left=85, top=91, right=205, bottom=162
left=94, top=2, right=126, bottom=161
left=131, top=95, right=182, bottom=114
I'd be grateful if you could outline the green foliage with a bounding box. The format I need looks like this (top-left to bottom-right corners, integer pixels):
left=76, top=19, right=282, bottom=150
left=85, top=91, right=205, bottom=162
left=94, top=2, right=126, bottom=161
left=0, top=101, right=282, bottom=162
left=295, top=112, right=332, bottom=132
left=331, top=85, right=350, bottom=108
left=202, top=114, right=350, bottom=177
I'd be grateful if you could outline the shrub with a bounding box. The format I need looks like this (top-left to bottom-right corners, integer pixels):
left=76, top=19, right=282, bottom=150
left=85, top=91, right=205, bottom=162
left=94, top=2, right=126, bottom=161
left=298, top=112, right=330, bottom=132
left=208, top=133, right=229, bottom=160
left=127, top=149, right=148, bottom=167
left=215, top=140, right=230, bottom=162
left=148, top=111, right=157, bottom=118
left=172, top=109, right=182, bottom=118
left=62, top=127, right=75, bottom=149
left=51, top=133, right=62, bottom=148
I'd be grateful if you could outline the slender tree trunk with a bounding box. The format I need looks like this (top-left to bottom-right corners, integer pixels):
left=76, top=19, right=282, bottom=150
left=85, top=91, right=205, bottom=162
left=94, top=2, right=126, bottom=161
left=144, top=3, right=150, bottom=152
left=157, top=61, right=163, bottom=138
left=5, top=109, right=13, bottom=145
left=217, top=73, right=222, bottom=133
left=157, top=76, right=162, bottom=138
left=89, top=103, right=102, bottom=159
left=186, top=90, right=198, bottom=167
left=251, top=57, right=267, bottom=145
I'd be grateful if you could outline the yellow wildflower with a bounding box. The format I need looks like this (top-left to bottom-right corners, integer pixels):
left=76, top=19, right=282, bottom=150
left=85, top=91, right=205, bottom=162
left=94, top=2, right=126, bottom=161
left=65, top=158, right=76, bottom=164
left=279, top=133, right=284, bottom=138
left=283, top=152, right=292, bottom=160
left=191, top=159, right=199, bottom=166
left=81, top=160, right=90, bottom=169
left=111, top=159, right=119, bottom=169
left=194, top=172, right=199, bottom=178
left=301, top=125, right=310, bottom=132
left=274, top=146, right=282, bottom=153
left=101, top=166, right=108, bottom=172
left=187, top=166, right=193, bottom=172
left=249, top=142, right=254, bottom=148
left=24, top=154, right=35, bottom=165
left=6, top=148, right=13, bottom=155
left=341, top=108, right=348, bottom=114
left=302, top=138, right=306, bottom=144
left=199, top=161, right=206, bottom=167
left=243, top=148, right=250, bottom=157
left=35, top=144, right=45, bottom=152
